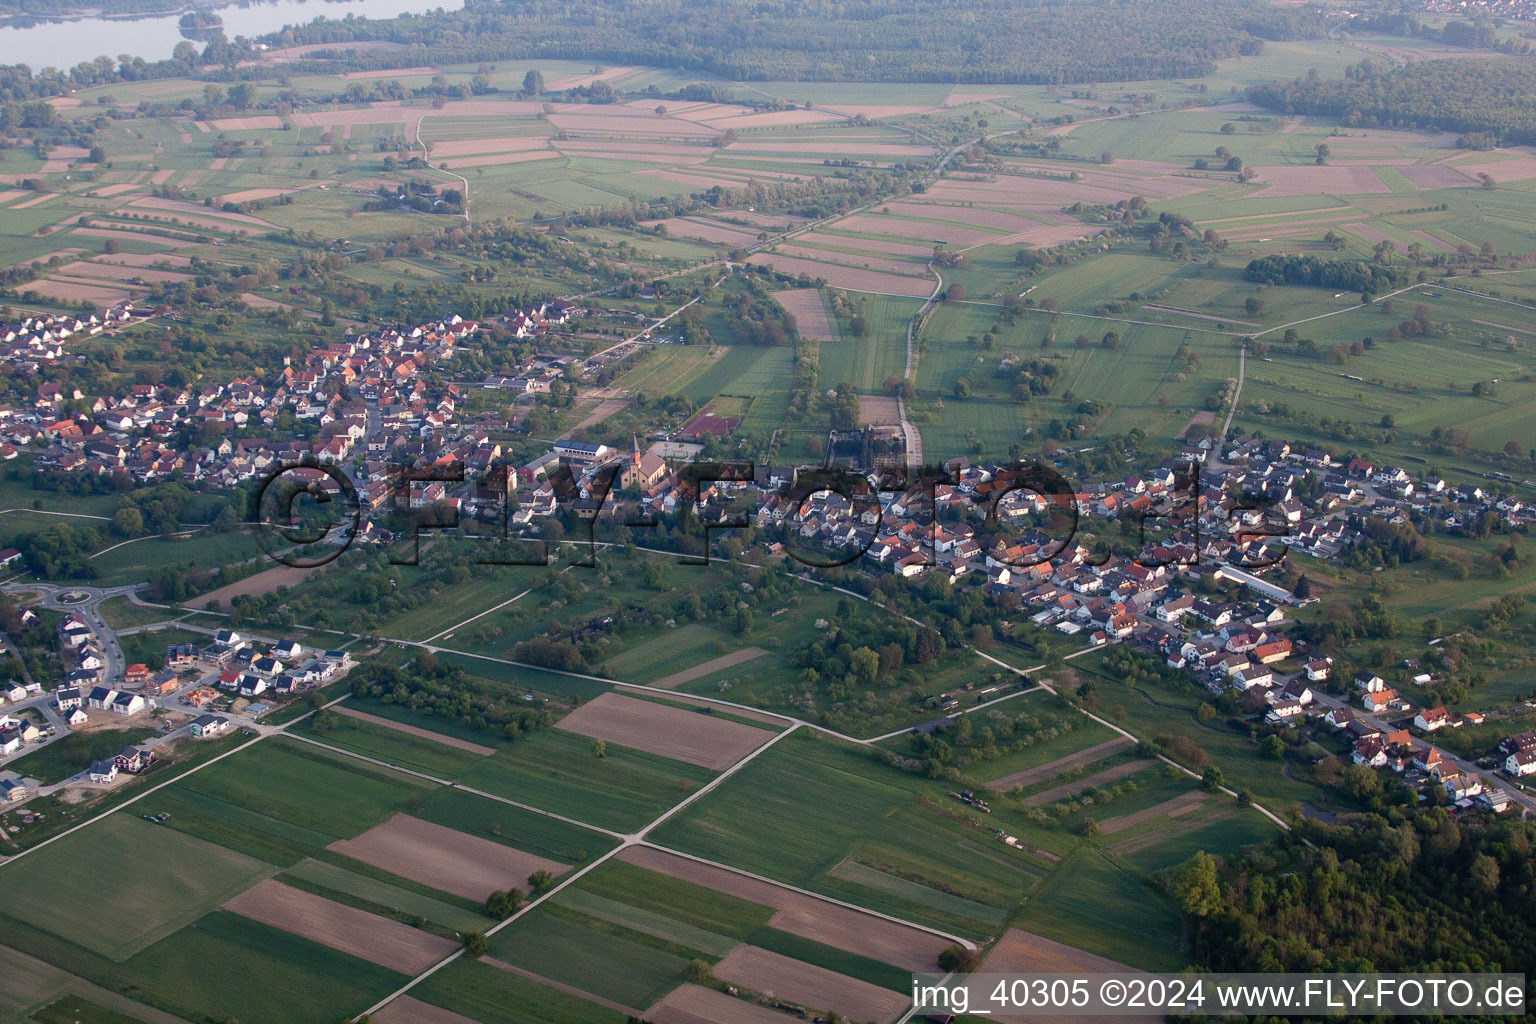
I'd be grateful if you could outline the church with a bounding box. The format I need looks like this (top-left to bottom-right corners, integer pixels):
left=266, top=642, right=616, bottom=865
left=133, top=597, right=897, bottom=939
left=621, top=435, right=669, bottom=491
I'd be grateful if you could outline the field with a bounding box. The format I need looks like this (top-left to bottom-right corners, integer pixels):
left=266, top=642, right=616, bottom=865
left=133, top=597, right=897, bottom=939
left=617, top=846, right=949, bottom=970
left=224, top=878, right=459, bottom=972
left=552, top=692, right=775, bottom=770
left=0, top=815, right=273, bottom=960
left=712, top=945, right=909, bottom=1023
left=650, top=731, right=1049, bottom=941
left=7, top=24, right=1536, bottom=1023
left=299, top=701, right=715, bottom=833
left=331, top=705, right=499, bottom=756
left=329, top=814, right=569, bottom=903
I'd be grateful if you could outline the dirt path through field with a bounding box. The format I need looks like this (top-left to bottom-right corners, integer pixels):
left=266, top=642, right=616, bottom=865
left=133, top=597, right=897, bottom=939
left=1024, top=759, right=1157, bottom=806
left=1099, top=792, right=1206, bottom=834
left=987, top=737, right=1131, bottom=791
left=483, top=958, right=643, bottom=1018
left=225, top=879, right=458, bottom=973
left=713, top=945, right=909, bottom=1024
left=372, top=996, right=482, bottom=1024
left=647, top=983, right=803, bottom=1024
left=652, top=647, right=768, bottom=689
left=329, top=814, right=567, bottom=902
left=331, top=706, right=497, bottom=755
left=553, top=692, right=771, bottom=769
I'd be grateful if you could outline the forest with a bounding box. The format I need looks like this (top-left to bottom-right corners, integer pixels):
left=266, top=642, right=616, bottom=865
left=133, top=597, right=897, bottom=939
left=238, top=0, right=1322, bottom=85
left=0, top=0, right=1328, bottom=96
left=1243, top=253, right=1402, bottom=295
left=1248, top=58, right=1536, bottom=145
left=1171, top=811, right=1536, bottom=979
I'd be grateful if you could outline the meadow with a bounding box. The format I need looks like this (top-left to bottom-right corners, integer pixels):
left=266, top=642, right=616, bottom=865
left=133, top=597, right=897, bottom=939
left=650, top=730, right=1051, bottom=941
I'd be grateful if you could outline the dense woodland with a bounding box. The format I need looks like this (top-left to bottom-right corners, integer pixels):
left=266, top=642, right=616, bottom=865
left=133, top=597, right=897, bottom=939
left=1244, top=253, right=1403, bottom=295
left=1172, top=813, right=1536, bottom=981
left=0, top=0, right=1324, bottom=91
left=1249, top=58, right=1536, bottom=146
left=265, top=0, right=1323, bottom=84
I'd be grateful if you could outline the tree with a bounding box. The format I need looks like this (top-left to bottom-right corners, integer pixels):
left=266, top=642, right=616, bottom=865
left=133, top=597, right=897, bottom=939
left=850, top=647, right=879, bottom=686
left=945, top=283, right=965, bottom=302
left=527, top=870, right=554, bottom=892
left=1168, top=851, right=1223, bottom=917
left=522, top=70, right=544, bottom=96
left=113, top=506, right=144, bottom=537
left=1220, top=122, right=1237, bottom=134
left=952, top=378, right=972, bottom=400
left=463, top=932, right=489, bottom=957
left=686, top=960, right=713, bottom=984
left=1261, top=735, right=1286, bottom=760
left=591, top=738, right=606, bottom=758
left=1244, top=296, right=1264, bottom=316
left=1100, top=150, right=1115, bottom=164
left=485, top=888, right=526, bottom=918
left=1471, top=852, right=1500, bottom=893
left=1201, top=764, right=1224, bottom=791
left=1294, top=575, right=1311, bottom=600
left=938, top=944, right=981, bottom=973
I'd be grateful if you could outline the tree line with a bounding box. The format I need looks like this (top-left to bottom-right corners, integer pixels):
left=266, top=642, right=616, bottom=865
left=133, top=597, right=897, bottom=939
left=231, top=0, right=1323, bottom=86
left=1249, top=58, right=1536, bottom=146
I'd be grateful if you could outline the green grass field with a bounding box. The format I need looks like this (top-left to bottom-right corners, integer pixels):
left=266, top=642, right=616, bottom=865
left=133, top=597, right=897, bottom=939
left=120, top=910, right=407, bottom=1024
left=176, top=738, right=431, bottom=840
left=457, top=728, right=713, bottom=833
left=651, top=730, right=1048, bottom=940
left=1013, top=846, right=1189, bottom=971
left=412, top=958, right=628, bottom=1024
left=490, top=908, right=691, bottom=1011
left=0, top=815, right=272, bottom=961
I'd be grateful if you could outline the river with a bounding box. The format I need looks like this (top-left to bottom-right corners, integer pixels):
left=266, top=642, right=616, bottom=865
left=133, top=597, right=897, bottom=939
left=0, top=0, right=464, bottom=68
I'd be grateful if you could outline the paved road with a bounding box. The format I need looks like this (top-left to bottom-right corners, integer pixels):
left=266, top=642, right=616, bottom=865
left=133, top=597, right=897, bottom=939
left=1220, top=342, right=1246, bottom=445
left=899, top=267, right=944, bottom=471
left=3, top=581, right=144, bottom=687
left=1306, top=689, right=1535, bottom=817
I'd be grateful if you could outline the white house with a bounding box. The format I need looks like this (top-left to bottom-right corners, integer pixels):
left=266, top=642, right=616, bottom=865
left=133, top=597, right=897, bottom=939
left=1414, top=707, right=1452, bottom=732
left=1505, top=750, right=1536, bottom=777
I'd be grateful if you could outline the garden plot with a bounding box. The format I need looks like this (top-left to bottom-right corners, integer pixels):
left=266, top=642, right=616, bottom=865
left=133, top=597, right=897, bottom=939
left=982, top=927, right=1143, bottom=974
left=332, top=706, right=498, bottom=755
left=225, top=879, right=458, bottom=973
left=1248, top=165, right=1392, bottom=195
left=770, top=289, right=836, bottom=342
left=744, top=253, right=935, bottom=297
left=1098, top=792, right=1206, bottom=834
left=770, top=243, right=926, bottom=277
left=1023, top=759, right=1158, bottom=806
left=648, top=984, right=804, bottom=1024
left=651, top=647, right=771, bottom=690
left=987, top=737, right=1132, bottom=791
left=553, top=692, right=771, bottom=771
left=329, top=814, right=568, bottom=902
left=619, top=846, right=947, bottom=971
left=712, top=945, right=908, bottom=1024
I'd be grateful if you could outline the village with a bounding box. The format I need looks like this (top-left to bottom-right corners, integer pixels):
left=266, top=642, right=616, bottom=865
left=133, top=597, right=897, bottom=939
left=3, top=285, right=1536, bottom=829
left=0, top=598, right=349, bottom=809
